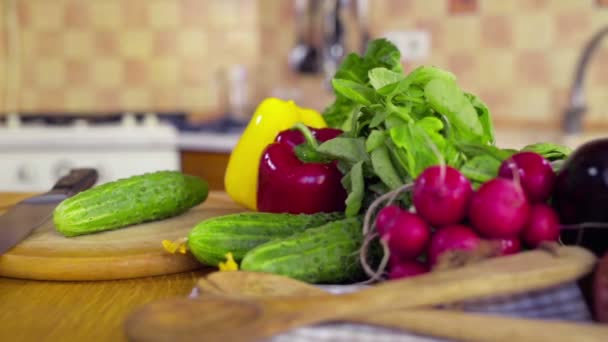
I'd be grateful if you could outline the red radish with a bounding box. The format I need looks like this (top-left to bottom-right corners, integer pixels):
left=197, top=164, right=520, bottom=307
left=385, top=211, right=431, bottom=260
left=469, top=178, right=531, bottom=238
left=375, top=204, right=403, bottom=237
left=413, top=165, right=473, bottom=227
left=498, top=152, right=555, bottom=203
left=428, top=224, right=480, bottom=265
left=495, top=237, right=521, bottom=255
left=388, top=260, right=429, bottom=280
left=522, top=204, right=560, bottom=248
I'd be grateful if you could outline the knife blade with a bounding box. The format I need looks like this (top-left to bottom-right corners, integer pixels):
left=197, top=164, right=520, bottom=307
left=0, top=168, right=98, bottom=254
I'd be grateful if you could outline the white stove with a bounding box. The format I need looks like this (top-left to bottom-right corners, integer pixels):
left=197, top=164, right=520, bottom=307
left=0, top=113, right=180, bottom=192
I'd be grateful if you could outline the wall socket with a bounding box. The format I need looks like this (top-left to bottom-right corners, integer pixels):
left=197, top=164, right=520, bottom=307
left=382, top=31, right=431, bottom=62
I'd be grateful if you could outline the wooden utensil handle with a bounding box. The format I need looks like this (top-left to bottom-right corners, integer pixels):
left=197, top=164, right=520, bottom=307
left=52, top=168, right=98, bottom=196
left=357, top=309, right=608, bottom=342
left=340, top=246, right=596, bottom=313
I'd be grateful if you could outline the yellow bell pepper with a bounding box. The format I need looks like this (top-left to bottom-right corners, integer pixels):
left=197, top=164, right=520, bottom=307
left=224, top=97, right=327, bottom=210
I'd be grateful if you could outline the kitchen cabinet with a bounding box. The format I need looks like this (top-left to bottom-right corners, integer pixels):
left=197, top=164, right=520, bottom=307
left=180, top=150, right=230, bottom=190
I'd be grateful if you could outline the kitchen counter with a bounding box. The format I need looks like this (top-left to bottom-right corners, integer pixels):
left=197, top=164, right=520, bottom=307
left=0, top=193, right=213, bottom=341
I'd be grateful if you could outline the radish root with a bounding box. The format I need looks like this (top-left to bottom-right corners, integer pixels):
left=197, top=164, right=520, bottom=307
left=359, top=182, right=414, bottom=282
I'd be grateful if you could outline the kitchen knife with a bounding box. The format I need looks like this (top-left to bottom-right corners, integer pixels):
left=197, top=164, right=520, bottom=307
left=0, top=168, right=98, bottom=254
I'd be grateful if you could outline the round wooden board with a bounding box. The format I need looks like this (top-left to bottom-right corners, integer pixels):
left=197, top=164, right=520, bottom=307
left=0, top=191, right=245, bottom=281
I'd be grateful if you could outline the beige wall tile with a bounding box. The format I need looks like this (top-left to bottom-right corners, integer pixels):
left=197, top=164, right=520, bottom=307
left=148, top=2, right=180, bottom=29
left=513, top=13, right=555, bottom=49
left=443, top=16, right=481, bottom=51
left=550, top=50, right=579, bottom=88
left=480, top=0, right=518, bottom=14
left=34, top=58, right=66, bottom=88
left=177, top=30, right=208, bottom=57
left=148, top=58, right=179, bottom=85
left=118, top=30, right=155, bottom=59
left=64, top=88, right=95, bottom=112
left=412, top=0, right=446, bottom=16
left=121, top=88, right=151, bottom=109
left=26, top=1, right=64, bottom=30
left=547, top=0, right=594, bottom=10
left=510, top=86, right=552, bottom=120
left=89, top=2, right=123, bottom=29
left=63, top=31, right=96, bottom=59
left=476, top=49, right=515, bottom=87
left=91, top=58, right=123, bottom=87
left=179, top=86, right=213, bottom=111
left=586, top=87, right=608, bottom=120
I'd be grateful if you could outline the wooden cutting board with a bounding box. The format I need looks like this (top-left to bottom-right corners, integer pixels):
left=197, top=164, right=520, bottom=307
left=0, top=191, right=245, bottom=281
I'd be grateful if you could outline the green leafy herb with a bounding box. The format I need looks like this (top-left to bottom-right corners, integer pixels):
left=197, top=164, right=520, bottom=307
left=370, top=144, right=403, bottom=190
left=460, top=155, right=501, bottom=184
left=317, top=137, right=369, bottom=165
left=344, top=161, right=365, bottom=217
left=316, top=37, right=565, bottom=217
left=522, top=143, right=572, bottom=161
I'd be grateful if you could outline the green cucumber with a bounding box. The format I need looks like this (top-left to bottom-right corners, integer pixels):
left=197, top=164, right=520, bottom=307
left=188, top=212, right=343, bottom=266
left=240, top=217, right=371, bottom=284
left=54, top=171, right=208, bottom=237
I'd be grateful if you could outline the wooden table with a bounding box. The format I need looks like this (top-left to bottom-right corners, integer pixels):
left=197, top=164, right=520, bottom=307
left=0, top=193, right=212, bottom=341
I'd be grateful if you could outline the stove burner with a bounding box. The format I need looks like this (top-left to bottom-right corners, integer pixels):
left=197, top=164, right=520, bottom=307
left=0, top=112, right=248, bottom=134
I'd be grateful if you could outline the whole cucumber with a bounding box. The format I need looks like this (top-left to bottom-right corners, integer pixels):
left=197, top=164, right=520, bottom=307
left=240, top=217, right=371, bottom=284
left=188, top=211, right=343, bottom=266
left=54, top=171, right=208, bottom=236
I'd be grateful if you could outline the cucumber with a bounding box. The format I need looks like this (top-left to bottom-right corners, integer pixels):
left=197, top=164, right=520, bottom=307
left=54, top=171, right=208, bottom=237
left=188, top=212, right=343, bottom=266
left=240, top=217, right=371, bottom=284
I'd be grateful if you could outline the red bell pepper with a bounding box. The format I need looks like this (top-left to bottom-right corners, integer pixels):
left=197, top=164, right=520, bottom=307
left=257, top=125, right=347, bottom=214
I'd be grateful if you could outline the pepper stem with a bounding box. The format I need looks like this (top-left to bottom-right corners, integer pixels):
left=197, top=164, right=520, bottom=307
left=292, top=122, right=319, bottom=149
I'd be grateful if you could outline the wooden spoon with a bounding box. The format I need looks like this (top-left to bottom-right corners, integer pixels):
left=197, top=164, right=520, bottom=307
left=196, top=271, right=608, bottom=342
left=125, top=246, right=598, bottom=342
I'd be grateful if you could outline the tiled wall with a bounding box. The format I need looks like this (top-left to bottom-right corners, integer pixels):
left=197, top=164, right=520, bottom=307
left=1, top=0, right=608, bottom=130
left=0, top=0, right=259, bottom=116
left=259, top=0, right=608, bottom=130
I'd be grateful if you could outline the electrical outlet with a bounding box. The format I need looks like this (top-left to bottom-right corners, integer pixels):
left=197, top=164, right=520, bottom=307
left=383, top=31, right=431, bottom=62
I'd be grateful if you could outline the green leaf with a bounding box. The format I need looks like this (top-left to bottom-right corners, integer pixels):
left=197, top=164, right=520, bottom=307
left=333, top=53, right=368, bottom=84
left=455, top=141, right=516, bottom=161
left=460, top=155, right=501, bottom=184
left=407, top=66, right=456, bottom=86
left=365, top=130, right=386, bottom=152
left=363, top=38, right=403, bottom=72
left=322, top=96, right=357, bottom=129
left=293, top=144, right=333, bottom=164
left=371, top=144, right=403, bottom=190
left=332, top=79, right=377, bottom=106
left=368, top=67, right=404, bottom=90
left=522, top=143, right=572, bottom=161
left=424, top=78, right=484, bottom=142
left=385, top=101, right=413, bottom=123
left=345, top=161, right=365, bottom=217
left=369, top=111, right=388, bottom=128
left=465, top=92, right=495, bottom=145
left=407, top=85, right=425, bottom=98
left=317, top=137, right=369, bottom=164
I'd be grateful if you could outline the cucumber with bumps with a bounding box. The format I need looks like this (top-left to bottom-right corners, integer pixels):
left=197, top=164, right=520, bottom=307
left=240, top=217, right=369, bottom=284
left=53, top=171, right=208, bottom=237
left=188, top=211, right=343, bottom=266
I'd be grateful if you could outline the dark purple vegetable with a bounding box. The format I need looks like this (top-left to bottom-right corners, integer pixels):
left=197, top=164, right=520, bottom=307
left=552, top=138, right=608, bottom=256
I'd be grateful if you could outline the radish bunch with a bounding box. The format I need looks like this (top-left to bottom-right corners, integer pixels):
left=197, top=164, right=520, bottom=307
left=375, top=151, right=561, bottom=280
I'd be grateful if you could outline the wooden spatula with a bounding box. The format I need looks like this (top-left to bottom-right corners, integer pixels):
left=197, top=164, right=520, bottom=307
left=125, top=246, right=598, bottom=342
left=196, top=271, right=608, bottom=342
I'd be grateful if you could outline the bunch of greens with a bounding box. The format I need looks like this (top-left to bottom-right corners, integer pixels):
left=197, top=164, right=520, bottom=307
left=316, top=38, right=571, bottom=217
